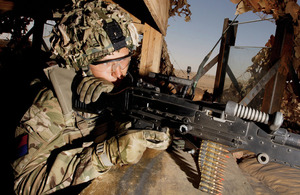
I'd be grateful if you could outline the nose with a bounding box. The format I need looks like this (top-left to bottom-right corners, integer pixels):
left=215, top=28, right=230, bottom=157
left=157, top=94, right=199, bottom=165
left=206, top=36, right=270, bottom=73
left=112, top=64, right=123, bottom=79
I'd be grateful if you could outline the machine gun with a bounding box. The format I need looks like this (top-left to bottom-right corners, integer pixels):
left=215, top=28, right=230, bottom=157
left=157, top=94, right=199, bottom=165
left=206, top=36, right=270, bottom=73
left=73, top=73, right=300, bottom=170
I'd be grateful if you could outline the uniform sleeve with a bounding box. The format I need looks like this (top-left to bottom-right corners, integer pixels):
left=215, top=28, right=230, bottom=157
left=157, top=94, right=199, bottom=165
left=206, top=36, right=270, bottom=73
left=12, top=88, right=107, bottom=194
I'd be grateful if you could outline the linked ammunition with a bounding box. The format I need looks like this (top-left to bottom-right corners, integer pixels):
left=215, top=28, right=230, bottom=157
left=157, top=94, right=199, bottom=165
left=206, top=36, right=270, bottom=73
left=202, top=166, right=224, bottom=176
left=199, top=156, right=226, bottom=168
left=199, top=186, right=222, bottom=195
left=198, top=140, right=229, bottom=195
left=205, top=149, right=229, bottom=159
left=200, top=181, right=222, bottom=193
left=204, top=141, right=229, bottom=152
left=202, top=161, right=225, bottom=172
left=201, top=142, right=229, bottom=153
left=201, top=174, right=223, bottom=187
left=200, top=152, right=227, bottom=163
left=201, top=171, right=224, bottom=181
left=198, top=156, right=225, bottom=170
left=199, top=186, right=214, bottom=194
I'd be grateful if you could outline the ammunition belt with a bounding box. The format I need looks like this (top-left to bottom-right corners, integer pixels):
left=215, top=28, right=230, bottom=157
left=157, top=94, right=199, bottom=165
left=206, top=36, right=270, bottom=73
left=198, top=140, right=229, bottom=194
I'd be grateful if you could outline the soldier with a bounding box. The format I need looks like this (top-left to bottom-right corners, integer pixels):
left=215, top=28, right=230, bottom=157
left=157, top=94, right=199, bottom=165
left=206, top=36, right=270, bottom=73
left=12, top=0, right=170, bottom=194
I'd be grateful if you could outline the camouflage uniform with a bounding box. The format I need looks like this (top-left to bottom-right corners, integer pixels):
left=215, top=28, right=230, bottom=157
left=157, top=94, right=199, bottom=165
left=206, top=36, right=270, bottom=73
left=12, top=1, right=136, bottom=193
left=12, top=1, right=171, bottom=194
left=12, top=76, right=109, bottom=194
left=12, top=72, right=170, bottom=194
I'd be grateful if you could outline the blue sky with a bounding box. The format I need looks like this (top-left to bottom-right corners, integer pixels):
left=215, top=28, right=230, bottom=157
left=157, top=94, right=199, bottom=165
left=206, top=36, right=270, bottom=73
left=165, top=0, right=276, bottom=75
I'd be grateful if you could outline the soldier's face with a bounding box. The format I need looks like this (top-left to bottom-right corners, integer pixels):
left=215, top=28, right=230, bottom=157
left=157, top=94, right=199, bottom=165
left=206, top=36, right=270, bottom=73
left=89, top=47, right=131, bottom=82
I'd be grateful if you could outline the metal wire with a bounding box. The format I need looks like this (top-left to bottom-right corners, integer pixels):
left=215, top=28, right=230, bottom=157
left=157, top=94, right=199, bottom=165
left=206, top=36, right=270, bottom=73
left=231, top=17, right=274, bottom=25
left=190, top=14, right=239, bottom=96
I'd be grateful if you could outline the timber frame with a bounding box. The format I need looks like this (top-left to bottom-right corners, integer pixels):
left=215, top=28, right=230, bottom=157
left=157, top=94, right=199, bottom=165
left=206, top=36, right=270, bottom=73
left=198, top=15, right=298, bottom=114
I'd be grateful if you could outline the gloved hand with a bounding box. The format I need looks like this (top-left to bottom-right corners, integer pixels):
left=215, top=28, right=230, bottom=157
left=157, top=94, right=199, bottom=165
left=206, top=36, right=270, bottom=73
left=77, top=76, right=114, bottom=104
left=95, top=129, right=171, bottom=168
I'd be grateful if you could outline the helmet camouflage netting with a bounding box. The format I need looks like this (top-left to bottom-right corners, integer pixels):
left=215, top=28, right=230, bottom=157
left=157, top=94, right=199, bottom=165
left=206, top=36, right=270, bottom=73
left=50, top=0, right=139, bottom=71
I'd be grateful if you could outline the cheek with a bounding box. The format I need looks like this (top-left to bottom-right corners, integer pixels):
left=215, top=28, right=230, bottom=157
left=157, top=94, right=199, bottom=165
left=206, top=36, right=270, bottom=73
left=94, top=72, right=117, bottom=82
left=89, top=65, right=117, bottom=82
left=123, top=66, right=129, bottom=74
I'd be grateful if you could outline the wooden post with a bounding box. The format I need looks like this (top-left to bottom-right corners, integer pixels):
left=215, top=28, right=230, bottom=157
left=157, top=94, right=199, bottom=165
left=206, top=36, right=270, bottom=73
left=261, top=16, right=294, bottom=114
left=139, top=23, right=163, bottom=76
left=143, top=0, right=170, bottom=36
left=213, top=18, right=238, bottom=102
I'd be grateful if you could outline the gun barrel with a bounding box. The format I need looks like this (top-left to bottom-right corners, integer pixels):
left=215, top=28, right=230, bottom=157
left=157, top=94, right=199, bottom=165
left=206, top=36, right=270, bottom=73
left=273, top=128, right=300, bottom=149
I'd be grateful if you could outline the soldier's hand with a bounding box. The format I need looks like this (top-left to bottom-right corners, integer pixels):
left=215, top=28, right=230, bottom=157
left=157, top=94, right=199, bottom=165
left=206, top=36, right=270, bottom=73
left=77, top=76, right=114, bottom=104
left=97, top=130, right=171, bottom=167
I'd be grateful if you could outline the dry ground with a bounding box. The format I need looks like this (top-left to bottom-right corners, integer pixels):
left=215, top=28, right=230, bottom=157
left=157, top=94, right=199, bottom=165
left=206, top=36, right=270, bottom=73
left=173, top=70, right=216, bottom=93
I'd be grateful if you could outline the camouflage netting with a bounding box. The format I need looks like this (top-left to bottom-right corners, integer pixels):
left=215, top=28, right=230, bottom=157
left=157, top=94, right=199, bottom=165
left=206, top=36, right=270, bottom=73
left=231, top=0, right=300, bottom=130
left=169, top=0, right=192, bottom=22
left=221, top=46, right=271, bottom=108
left=160, top=39, right=174, bottom=75
left=232, top=0, right=300, bottom=79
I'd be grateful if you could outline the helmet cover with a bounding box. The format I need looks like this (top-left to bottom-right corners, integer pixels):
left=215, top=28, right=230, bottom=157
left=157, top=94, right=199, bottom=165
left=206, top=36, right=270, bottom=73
left=50, top=0, right=139, bottom=72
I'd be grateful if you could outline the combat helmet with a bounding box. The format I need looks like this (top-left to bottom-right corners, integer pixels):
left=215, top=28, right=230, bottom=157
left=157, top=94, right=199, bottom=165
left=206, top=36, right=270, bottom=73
left=50, top=0, right=139, bottom=74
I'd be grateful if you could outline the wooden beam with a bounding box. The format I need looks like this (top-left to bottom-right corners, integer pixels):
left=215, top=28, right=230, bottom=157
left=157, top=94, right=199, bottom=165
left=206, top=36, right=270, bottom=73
left=111, top=0, right=168, bottom=36
left=143, top=0, right=170, bottom=36
left=199, top=54, right=219, bottom=79
left=261, top=16, right=294, bottom=113
left=139, top=23, right=163, bottom=76
left=226, top=65, right=242, bottom=95
left=240, top=60, right=280, bottom=106
left=213, top=18, right=238, bottom=102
